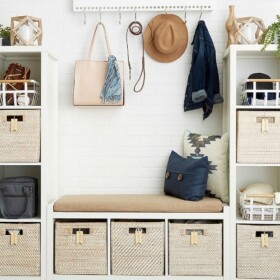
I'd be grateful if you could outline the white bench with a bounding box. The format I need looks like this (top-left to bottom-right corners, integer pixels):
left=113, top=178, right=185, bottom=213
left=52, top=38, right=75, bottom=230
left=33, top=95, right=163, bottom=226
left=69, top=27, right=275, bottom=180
left=47, top=194, right=230, bottom=280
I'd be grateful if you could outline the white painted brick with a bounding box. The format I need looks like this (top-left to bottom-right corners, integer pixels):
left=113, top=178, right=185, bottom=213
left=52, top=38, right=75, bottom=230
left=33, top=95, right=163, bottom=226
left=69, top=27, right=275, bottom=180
left=2, top=0, right=278, bottom=195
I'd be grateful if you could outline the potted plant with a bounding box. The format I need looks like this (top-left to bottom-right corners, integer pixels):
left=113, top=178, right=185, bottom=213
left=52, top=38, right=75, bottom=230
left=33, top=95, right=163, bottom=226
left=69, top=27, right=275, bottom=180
left=0, top=24, right=11, bottom=46
left=260, top=15, right=280, bottom=56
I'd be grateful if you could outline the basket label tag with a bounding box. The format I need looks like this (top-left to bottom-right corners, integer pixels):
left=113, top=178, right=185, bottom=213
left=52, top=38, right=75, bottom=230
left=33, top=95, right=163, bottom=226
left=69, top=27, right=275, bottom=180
left=76, top=230, right=84, bottom=245
left=135, top=228, right=143, bottom=244
left=10, top=118, right=18, bottom=132
left=261, top=118, right=269, bottom=133
left=8, top=230, right=20, bottom=245
left=190, top=231, right=198, bottom=245
left=261, top=233, right=269, bottom=247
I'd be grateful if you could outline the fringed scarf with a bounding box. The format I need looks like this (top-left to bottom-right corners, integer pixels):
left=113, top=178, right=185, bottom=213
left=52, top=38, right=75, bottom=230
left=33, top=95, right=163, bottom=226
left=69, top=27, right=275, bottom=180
left=100, top=55, right=122, bottom=103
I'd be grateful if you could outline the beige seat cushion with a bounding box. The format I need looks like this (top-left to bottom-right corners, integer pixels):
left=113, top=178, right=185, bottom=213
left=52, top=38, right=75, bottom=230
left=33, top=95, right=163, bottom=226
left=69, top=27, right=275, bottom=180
left=53, top=195, right=223, bottom=213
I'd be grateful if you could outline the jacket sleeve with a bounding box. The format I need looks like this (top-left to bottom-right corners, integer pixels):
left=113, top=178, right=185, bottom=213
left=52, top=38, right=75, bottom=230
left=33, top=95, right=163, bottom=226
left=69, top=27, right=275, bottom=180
left=184, top=23, right=207, bottom=112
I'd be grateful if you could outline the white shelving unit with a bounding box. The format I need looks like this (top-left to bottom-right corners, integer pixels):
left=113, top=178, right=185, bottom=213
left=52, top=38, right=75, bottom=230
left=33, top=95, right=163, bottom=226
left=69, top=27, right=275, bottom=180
left=0, top=46, right=58, bottom=280
left=223, top=44, right=280, bottom=280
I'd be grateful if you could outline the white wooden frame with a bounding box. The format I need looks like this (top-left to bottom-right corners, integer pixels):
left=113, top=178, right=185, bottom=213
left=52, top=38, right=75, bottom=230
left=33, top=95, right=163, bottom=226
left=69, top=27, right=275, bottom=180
left=47, top=203, right=230, bottom=280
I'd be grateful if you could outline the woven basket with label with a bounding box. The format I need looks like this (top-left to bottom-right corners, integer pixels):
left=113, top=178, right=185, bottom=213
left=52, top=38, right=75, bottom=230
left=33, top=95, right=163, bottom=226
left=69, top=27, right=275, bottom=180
left=3, top=63, right=31, bottom=105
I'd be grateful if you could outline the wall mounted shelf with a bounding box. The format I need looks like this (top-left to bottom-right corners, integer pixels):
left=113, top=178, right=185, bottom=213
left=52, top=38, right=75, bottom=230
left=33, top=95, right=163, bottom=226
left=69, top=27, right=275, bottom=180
left=73, top=0, right=213, bottom=12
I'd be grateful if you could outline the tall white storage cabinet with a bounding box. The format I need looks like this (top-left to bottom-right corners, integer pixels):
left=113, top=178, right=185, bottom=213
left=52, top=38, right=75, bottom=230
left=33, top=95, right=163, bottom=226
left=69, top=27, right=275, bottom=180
left=223, top=45, right=280, bottom=280
left=0, top=47, right=58, bottom=280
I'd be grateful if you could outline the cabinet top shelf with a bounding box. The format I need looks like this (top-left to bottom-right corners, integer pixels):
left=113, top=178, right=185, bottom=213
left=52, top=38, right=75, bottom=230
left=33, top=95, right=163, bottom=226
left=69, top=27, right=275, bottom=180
left=223, top=44, right=279, bottom=59
left=0, top=46, right=43, bottom=53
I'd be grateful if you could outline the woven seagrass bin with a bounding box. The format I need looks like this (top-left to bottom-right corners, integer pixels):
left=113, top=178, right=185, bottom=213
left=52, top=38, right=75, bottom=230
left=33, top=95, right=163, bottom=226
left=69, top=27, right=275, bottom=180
left=55, top=220, right=107, bottom=275
left=0, top=110, right=40, bottom=162
left=237, top=224, right=280, bottom=279
left=237, top=110, right=280, bottom=163
left=169, top=221, right=222, bottom=276
left=0, top=223, right=40, bottom=276
left=111, top=220, right=165, bottom=276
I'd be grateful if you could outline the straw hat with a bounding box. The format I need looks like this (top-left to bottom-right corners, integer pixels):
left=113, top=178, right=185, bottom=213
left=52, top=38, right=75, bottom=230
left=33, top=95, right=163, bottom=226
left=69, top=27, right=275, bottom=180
left=144, top=14, right=188, bottom=63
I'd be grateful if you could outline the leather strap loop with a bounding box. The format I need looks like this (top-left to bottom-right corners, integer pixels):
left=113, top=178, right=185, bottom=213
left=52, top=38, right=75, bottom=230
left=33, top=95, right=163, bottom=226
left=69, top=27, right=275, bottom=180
left=88, top=22, right=112, bottom=60
left=126, top=21, right=146, bottom=93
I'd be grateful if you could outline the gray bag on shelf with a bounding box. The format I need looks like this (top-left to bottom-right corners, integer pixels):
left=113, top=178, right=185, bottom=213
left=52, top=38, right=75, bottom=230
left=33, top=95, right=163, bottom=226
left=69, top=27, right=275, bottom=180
left=0, top=176, right=38, bottom=219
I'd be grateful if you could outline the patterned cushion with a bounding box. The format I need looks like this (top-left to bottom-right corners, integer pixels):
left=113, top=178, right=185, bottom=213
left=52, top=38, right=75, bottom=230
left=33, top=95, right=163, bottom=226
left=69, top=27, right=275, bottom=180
left=183, top=131, right=229, bottom=203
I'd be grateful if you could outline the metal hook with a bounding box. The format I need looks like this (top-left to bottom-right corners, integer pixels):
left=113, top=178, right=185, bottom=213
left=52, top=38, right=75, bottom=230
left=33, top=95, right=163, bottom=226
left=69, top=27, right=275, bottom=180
left=199, top=6, right=203, bottom=21
left=83, top=8, right=87, bottom=25
left=99, top=7, right=102, bottom=23
left=134, top=7, right=137, bottom=22
left=165, top=7, right=167, bottom=14
left=118, top=7, right=121, bottom=25
left=184, top=7, right=187, bottom=24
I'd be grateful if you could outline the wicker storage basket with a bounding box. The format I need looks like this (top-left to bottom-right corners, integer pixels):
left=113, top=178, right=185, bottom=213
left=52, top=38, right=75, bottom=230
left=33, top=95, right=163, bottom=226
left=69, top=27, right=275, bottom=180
left=55, top=221, right=107, bottom=275
left=237, top=110, right=280, bottom=163
left=0, top=110, right=40, bottom=162
left=0, top=223, right=40, bottom=276
left=169, top=222, right=222, bottom=276
left=111, top=220, right=165, bottom=276
left=237, top=224, right=280, bottom=279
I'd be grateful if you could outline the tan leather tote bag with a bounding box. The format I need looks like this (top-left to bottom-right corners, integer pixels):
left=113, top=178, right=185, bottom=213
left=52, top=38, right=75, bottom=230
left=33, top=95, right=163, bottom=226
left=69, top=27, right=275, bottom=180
left=73, top=22, right=124, bottom=106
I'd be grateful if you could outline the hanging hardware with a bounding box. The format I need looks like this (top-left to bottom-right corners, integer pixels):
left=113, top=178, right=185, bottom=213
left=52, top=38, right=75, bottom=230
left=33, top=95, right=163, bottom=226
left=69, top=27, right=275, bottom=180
left=126, top=12, right=146, bottom=93
left=184, top=7, right=187, bottom=24
left=99, top=7, right=102, bottom=23
left=134, top=7, right=137, bottom=22
left=73, top=1, right=213, bottom=13
left=165, top=7, right=168, bottom=14
left=83, top=8, right=87, bottom=25
left=199, top=6, right=203, bottom=21
left=118, top=7, right=121, bottom=25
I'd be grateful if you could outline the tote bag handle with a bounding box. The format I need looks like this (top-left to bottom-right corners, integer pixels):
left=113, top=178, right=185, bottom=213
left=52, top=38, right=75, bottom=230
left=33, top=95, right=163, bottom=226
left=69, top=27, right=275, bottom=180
left=87, top=22, right=112, bottom=60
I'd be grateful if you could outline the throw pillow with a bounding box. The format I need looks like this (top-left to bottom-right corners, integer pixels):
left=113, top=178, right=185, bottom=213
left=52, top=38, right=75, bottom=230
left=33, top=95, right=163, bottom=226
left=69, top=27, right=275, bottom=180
left=164, top=151, right=209, bottom=201
left=183, top=131, right=229, bottom=203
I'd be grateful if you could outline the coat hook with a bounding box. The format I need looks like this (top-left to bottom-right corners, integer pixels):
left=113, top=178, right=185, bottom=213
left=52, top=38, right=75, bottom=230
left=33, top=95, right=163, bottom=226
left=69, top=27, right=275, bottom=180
left=134, top=7, right=137, bottom=22
left=184, top=7, right=187, bottom=24
left=99, top=7, right=102, bottom=23
left=118, top=7, right=121, bottom=25
left=83, top=8, right=87, bottom=25
left=199, top=6, right=203, bottom=21
left=165, top=7, right=168, bottom=14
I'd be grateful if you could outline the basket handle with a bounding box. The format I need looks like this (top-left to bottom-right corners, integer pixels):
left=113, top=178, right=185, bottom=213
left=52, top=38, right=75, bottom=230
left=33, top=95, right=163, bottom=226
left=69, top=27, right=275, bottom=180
left=245, top=194, right=275, bottom=198
left=240, top=189, right=275, bottom=199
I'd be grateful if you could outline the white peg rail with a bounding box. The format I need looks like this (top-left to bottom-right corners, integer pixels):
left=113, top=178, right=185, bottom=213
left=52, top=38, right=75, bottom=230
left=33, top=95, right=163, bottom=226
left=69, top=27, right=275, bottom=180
left=73, top=0, right=213, bottom=12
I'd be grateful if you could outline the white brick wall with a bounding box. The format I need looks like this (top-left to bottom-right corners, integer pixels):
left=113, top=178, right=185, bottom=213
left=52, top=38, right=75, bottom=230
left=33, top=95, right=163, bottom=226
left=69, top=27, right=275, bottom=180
left=1, top=0, right=279, bottom=195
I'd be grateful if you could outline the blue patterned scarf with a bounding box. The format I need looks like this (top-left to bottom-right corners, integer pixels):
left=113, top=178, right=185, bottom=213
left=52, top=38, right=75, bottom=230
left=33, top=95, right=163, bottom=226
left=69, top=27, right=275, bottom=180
left=100, top=55, right=122, bottom=103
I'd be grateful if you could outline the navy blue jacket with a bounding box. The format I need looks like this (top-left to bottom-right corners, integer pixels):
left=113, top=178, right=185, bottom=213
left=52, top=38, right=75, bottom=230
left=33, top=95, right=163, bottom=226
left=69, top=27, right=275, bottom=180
left=184, top=21, right=223, bottom=119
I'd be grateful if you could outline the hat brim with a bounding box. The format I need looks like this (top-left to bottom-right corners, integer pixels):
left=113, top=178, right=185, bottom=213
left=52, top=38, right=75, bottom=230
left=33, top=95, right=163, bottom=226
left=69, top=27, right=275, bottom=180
left=144, top=14, right=188, bottom=63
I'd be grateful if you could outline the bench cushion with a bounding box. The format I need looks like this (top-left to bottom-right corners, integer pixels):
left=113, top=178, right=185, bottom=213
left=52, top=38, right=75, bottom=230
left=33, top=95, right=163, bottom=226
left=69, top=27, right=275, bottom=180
left=53, top=195, right=223, bottom=213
